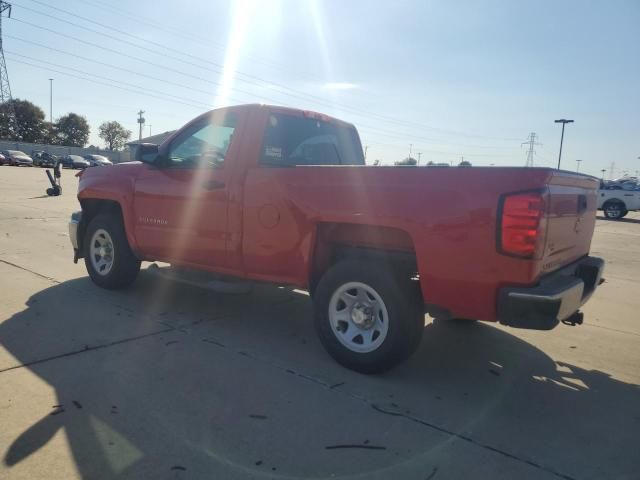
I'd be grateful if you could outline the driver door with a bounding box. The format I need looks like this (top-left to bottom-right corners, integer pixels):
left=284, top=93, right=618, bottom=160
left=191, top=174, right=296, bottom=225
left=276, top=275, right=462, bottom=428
left=133, top=112, right=237, bottom=270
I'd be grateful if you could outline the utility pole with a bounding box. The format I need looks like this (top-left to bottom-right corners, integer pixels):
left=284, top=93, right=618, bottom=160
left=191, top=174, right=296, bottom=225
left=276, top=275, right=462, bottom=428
left=554, top=119, right=574, bottom=170
left=609, top=162, right=615, bottom=180
left=364, top=145, right=368, bottom=161
left=137, top=110, right=145, bottom=141
left=48, top=78, right=53, bottom=123
left=0, top=1, right=16, bottom=132
left=576, top=159, right=582, bottom=173
left=522, top=132, right=541, bottom=167
left=600, top=169, right=606, bottom=179
left=417, top=152, right=422, bottom=165
left=147, top=124, right=152, bottom=137
left=409, top=143, right=413, bottom=159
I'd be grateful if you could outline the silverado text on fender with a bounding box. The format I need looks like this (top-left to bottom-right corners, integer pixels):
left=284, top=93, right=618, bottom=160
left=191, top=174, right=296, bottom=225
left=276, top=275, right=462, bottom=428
left=68, top=104, right=604, bottom=373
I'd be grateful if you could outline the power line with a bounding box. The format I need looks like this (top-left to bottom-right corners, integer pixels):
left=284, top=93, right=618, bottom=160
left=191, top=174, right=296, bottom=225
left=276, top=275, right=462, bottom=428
left=5, top=28, right=520, bottom=152
left=10, top=0, right=523, bottom=144
left=6, top=50, right=518, bottom=160
left=5, top=54, right=213, bottom=110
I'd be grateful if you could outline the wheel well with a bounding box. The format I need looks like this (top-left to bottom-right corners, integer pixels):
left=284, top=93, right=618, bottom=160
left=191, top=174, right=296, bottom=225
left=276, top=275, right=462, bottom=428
left=77, top=199, right=124, bottom=257
left=603, top=199, right=626, bottom=208
left=310, top=223, right=418, bottom=293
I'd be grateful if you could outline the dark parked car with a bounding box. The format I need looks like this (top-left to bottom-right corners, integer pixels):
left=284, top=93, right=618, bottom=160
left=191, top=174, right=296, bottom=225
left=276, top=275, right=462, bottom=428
left=32, top=151, right=58, bottom=168
left=83, top=154, right=113, bottom=167
left=1, top=150, right=33, bottom=166
left=60, top=154, right=90, bottom=169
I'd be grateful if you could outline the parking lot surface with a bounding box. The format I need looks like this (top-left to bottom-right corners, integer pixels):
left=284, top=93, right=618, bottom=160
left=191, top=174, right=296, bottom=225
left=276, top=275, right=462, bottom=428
left=1, top=166, right=639, bottom=480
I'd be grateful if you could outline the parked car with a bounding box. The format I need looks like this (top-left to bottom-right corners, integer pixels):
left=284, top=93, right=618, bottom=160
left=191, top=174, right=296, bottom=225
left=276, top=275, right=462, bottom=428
left=32, top=151, right=58, bottom=168
left=60, top=154, right=90, bottom=169
left=598, top=179, right=640, bottom=219
left=1, top=150, right=33, bottom=166
left=0, top=152, right=7, bottom=165
left=84, top=154, right=113, bottom=167
left=68, top=104, right=604, bottom=373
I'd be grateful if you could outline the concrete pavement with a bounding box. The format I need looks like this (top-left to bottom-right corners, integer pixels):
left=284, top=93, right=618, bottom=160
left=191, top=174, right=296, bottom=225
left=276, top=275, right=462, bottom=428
left=1, top=166, right=638, bottom=480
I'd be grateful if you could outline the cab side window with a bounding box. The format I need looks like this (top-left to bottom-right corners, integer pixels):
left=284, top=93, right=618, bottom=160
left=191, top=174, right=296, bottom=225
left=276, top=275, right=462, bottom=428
left=167, top=113, right=236, bottom=168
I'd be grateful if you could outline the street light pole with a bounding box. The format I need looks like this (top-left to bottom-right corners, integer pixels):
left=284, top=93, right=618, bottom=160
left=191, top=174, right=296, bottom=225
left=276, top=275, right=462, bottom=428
left=576, top=159, right=582, bottom=173
left=48, top=78, right=53, bottom=123
left=554, top=118, right=574, bottom=170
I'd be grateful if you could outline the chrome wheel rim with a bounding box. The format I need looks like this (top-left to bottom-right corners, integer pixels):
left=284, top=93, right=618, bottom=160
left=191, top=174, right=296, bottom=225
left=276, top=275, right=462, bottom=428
left=605, top=204, right=622, bottom=218
left=328, top=282, right=389, bottom=353
left=90, top=229, right=115, bottom=276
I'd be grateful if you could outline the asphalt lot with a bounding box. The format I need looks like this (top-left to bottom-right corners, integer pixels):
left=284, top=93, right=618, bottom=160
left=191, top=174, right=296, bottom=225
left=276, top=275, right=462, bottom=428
left=0, top=166, right=638, bottom=480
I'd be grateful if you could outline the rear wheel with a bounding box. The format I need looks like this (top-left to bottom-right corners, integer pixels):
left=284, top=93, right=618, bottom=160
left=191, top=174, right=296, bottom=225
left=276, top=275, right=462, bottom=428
left=313, top=260, right=424, bottom=374
left=603, top=201, right=626, bottom=219
left=84, top=213, right=140, bottom=289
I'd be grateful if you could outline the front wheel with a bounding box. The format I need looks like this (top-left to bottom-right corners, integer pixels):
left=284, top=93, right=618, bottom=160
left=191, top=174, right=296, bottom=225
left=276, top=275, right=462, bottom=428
left=84, top=213, right=141, bottom=289
left=313, top=260, right=424, bottom=374
left=603, top=201, right=626, bottom=219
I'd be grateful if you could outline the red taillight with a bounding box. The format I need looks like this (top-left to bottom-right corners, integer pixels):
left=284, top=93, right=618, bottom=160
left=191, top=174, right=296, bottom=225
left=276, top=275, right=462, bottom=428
left=499, top=192, right=545, bottom=258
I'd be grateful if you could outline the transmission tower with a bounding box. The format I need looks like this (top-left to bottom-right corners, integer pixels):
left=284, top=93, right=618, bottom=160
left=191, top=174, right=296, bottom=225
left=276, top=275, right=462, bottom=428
left=0, top=1, right=12, bottom=103
left=522, top=132, right=541, bottom=167
left=0, top=1, right=15, bottom=138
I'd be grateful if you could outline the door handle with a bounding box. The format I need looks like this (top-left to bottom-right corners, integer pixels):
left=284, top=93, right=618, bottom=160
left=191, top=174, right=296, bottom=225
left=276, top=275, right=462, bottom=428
left=202, top=180, right=225, bottom=190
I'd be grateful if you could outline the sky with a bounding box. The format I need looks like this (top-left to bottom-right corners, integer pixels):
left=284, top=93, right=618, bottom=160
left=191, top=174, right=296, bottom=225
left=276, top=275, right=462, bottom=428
left=3, top=0, right=639, bottom=177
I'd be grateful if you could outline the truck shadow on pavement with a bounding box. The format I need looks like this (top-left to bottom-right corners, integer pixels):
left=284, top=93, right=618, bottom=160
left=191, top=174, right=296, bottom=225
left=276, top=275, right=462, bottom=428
left=1, top=274, right=639, bottom=479
left=596, top=215, right=640, bottom=224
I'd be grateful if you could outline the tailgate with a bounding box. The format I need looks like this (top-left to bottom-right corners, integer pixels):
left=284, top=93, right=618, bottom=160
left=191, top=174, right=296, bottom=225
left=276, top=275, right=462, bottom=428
left=540, top=172, right=599, bottom=275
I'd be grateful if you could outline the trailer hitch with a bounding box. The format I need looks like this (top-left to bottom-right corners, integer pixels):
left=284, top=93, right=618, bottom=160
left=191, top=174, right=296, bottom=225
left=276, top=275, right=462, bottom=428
left=562, top=311, right=584, bottom=326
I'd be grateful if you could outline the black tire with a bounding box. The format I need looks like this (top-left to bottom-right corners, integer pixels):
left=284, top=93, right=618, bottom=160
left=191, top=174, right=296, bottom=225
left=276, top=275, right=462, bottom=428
left=83, top=213, right=140, bottom=289
left=603, top=201, right=626, bottom=219
left=313, top=260, right=424, bottom=374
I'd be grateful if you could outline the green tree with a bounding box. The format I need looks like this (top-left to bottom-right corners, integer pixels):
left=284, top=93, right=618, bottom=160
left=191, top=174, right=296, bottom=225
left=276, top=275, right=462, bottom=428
left=0, top=99, right=47, bottom=142
left=55, top=113, right=90, bottom=147
left=98, top=121, right=132, bottom=151
left=458, top=160, right=472, bottom=167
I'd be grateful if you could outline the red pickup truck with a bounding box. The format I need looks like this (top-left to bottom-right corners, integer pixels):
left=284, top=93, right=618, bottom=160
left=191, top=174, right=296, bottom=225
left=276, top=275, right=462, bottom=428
left=69, top=104, right=604, bottom=373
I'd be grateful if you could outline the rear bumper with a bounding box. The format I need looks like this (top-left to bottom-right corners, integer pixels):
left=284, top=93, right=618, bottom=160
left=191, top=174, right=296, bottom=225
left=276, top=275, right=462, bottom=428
left=498, top=256, right=604, bottom=330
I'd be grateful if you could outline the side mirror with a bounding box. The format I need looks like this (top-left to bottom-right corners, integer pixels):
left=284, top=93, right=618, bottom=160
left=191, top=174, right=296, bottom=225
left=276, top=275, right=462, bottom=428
left=136, top=143, right=159, bottom=163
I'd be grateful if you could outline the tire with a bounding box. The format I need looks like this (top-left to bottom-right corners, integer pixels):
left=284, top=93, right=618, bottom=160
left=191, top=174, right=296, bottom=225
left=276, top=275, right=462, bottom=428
left=603, top=201, right=626, bottom=219
left=313, top=260, right=424, bottom=374
left=83, top=213, right=140, bottom=289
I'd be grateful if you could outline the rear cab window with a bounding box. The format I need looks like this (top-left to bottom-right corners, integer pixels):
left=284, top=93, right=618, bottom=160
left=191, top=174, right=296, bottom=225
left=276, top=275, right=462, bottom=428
left=261, top=113, right=364, bottom=167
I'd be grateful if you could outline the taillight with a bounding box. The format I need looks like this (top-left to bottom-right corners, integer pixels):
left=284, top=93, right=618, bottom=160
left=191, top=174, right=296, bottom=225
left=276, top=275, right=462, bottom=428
left=499, top=191, right=546, bottom=258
